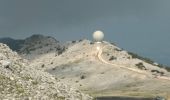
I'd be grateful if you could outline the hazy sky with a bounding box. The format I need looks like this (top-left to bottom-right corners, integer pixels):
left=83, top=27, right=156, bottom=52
left=0, top=0, right=170, bottom=66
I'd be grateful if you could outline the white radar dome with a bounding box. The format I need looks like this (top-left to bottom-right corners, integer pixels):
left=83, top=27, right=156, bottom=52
left=93, top=30, right=104, bottom=42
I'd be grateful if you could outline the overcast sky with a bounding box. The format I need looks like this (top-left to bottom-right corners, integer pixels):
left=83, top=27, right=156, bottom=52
left=0, top=0, right=170, bottom=66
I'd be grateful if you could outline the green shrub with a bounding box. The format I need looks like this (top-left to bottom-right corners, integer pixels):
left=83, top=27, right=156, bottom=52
left=128, top=52, right=170, bottom=72
left=80, top=75, right=85, bottom=79
left=72, top=41, right=76, bottom=43
left=41, top=64, right=45, bottom=68
left=128, top=52, right=154, bottom=65
left=109, top=56, right=117, bottom=61
left=135, top=62, right=146, bottom=70
left=90, top=42, right=94, bottom=45
left=32, top=80, right=38, bottom=85
left=114, top=48, right=122, bottom=51
left=165, top=67, right=170, bottom=72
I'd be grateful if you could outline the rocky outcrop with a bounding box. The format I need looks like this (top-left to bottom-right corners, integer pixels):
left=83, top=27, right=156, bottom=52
left=0, top=43, right=92, bottom=100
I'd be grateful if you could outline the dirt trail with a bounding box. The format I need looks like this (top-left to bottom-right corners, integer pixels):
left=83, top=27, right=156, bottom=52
left=97, top=43, right=170, bottom=81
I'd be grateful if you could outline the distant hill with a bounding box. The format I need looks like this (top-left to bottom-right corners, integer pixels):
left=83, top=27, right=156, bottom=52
left=0, top=37, right=24, bottom=51
left=0, top=35, right=65, bottom=59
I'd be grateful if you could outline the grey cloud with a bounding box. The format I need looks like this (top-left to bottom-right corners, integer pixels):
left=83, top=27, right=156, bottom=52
left=0, top=0, right=165, bottom=31
left=0, top=0, right=170, bottom=65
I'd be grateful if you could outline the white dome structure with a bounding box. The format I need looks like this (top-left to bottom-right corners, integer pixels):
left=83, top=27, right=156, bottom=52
left=93, top=30, right=104, bottom=42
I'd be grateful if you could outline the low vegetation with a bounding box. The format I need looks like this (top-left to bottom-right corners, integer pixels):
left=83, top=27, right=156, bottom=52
left=90, top=42, right=94, bottom=45
left=109, top=56, right=117, bottom=61
left=151, top=70, right=164, bottom=76
left=135, top=62, right=147, bottom=70
left=72, top=41, right=76, bottom=43
left=128, top=52, right=154, bottom=64
left=128, top=51, right=170, bottom=72
left=80, top=75, right=86, bottom=79
left=114, top=48, right=122, bottom=51
left=41, top=64, right=45, bottom=68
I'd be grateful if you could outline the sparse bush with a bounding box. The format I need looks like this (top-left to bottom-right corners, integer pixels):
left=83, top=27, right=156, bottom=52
left=109, top=56, right=117, bottom=61
left=90, top=42, right=94, bottom=45
left=61, top=77, right=65, bottom=79
left=165, top=67, right=170, bottom=72
left=111, top=42, right=117, bottom=46
left=38, top=46, right=42, bottom=49
left=160, top=72, right=164, bottom=76
left=57, top=96, right=65, bottom=100
left=4, top=65, right=10, bottom=69
left=128, top=52, right=154, bottom=65
left=31, top=80, right=38, bottom=85
left=29, top=48, right=36, bottom=51
left=151, top=70, right=164, bottom=75
left=80, top=75, right=85, bottom=79
left=151, top=69, right=159, bottom=73
left=56, top=47, right=61, bottom=51
left=57, top=47, right=66, bottom=55
left=128, top=52, right=170, bottom=72
left=114, top=48, right=122, bottom=51
left=55, top=77, right=58, bottom=80
left=135, top=62, right=147, bottom=70
left=79, top=39, right=82, bottom=42
left=25, top=48, right=30, bottom=54
left=52, top=67, right=56, bottom=70
left=45, top=43, right=49, bottom=46
left=72, top=41, right=76, bottom=43
left=41, top=64, right=45, bottom=68
left=157, top=64, right=170, bottom=72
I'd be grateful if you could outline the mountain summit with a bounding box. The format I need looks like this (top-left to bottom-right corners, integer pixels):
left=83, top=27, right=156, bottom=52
left=1, top=35, right=170, bottom=99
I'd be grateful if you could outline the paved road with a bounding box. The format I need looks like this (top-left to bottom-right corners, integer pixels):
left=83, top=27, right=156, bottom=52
left=95, top=96, right=154, bottom=100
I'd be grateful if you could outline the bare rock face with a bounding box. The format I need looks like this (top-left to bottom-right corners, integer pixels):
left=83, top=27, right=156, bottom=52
left=0, top=43, right=92, bottom=100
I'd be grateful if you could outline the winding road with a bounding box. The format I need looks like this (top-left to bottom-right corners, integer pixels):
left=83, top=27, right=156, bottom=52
left=96, top=42, right=170, bottom=81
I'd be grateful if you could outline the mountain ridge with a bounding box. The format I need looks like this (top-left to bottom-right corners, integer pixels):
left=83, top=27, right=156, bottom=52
left=1, top=34, right=170, bottom=98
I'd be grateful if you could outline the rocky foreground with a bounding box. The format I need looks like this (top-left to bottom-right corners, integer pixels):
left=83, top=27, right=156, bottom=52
left=0, top=43, right=92, bottom=100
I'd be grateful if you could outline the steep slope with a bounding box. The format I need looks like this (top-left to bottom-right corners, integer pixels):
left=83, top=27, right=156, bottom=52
left=28, top=40, right=170, bottom=98
left=0, top=43, right=92, bottom=99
